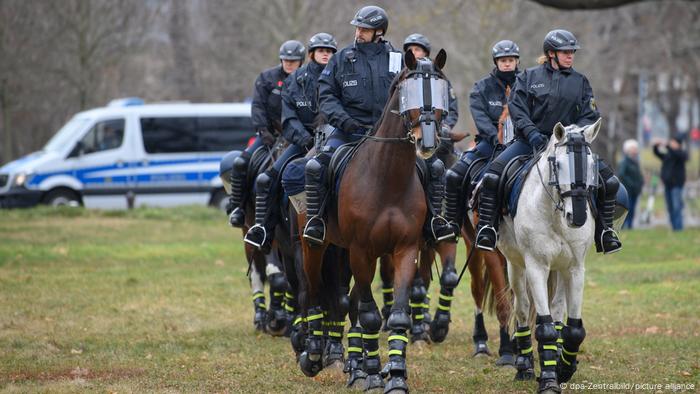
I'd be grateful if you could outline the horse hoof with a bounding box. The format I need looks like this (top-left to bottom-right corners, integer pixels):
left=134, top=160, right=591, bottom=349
left=411, top=331, right=431, bottom=344
left=299, top=351, right=323, bottom=377
left=472, top=341, right=491, bottom=357
left=364, top=373, right=385, bottom=391
left=347, top=369, right=368, bottom=390
left=557, top=363, right=577, bottom=383
left=538, top=378, right=561, bottom=394
left=266, top=315, right=288, bottom=337
left=384, top=375, right=409, bottom=394
left=495, top=353, right=516, bottom=367
left=514, top=368, right=535, bottom=381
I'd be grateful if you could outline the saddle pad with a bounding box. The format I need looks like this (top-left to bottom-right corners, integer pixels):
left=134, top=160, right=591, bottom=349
left=329, top=140, right=364, bottom=196
left=505, top=155, right=538, bottom=218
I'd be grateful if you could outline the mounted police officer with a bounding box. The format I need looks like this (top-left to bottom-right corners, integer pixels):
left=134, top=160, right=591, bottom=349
left=302, top=5, right=402, bottom=245
left=244, top=33, right=338, bottom=250
left=474, top=29, right=622, bottom=254
left=402, top=33, right=462, bottom=242
left=227, top=40, right=305, bottom=227
left=403, top=33, right=461, bottom=167
left=443, top=39, right=520, bottom=239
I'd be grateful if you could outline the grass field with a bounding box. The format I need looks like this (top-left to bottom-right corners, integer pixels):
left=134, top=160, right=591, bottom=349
left=0, top=207, right=698, bottom=393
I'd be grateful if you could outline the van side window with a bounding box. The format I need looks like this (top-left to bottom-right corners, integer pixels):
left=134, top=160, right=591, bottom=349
left=140, top=117, right=197, bottom=153
left=79, top=119, right=125, bottom=154
left=196, top=117, right=254, bottom=151
left=140, top=116, right=254, bottom=153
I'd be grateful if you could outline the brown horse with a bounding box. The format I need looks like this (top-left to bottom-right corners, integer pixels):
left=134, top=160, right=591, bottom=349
left=296, top=50, right=449, bottom=392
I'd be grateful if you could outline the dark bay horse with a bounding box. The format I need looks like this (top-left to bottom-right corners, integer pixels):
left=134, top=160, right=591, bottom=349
left=296, top=50, right=450, bottom=393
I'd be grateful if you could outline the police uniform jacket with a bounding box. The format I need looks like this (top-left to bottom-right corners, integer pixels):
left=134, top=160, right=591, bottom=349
left=281, top=61, right=325, bottom=148
left=469, top=69, right=518, bottom=145
left=318, top=41, right=398, bottom=132
left=252, top=65, right=289, bottom=134
left=509, top=62, right=599, bottom=140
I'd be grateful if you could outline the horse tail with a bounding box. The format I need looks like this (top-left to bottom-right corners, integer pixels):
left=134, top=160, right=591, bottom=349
left=482, top=252, right=511, bottom=319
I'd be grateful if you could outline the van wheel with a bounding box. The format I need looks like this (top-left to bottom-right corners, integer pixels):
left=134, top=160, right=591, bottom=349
left=210, top=189, right=229, bottom=212
left=44, top=189, right=81, bottom=207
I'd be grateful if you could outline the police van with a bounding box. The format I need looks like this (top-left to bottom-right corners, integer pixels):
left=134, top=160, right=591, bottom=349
left=0, top=98, right=254, bottom=209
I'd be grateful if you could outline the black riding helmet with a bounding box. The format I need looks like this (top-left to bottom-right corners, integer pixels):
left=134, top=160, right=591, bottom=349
left=403, top=33, right=431, bottom=56
left=279, top=40, right=306, bottom=62
left=308, top=32, right=338, bottom=53
left=543, top=29, right=580, bottom=53
left=492, top=40, right=520, bottom=63
left=350, top=5, right=389, bottom=36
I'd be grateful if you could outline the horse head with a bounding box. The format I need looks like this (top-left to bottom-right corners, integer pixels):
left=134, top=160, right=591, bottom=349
left=547, top=118, right=602, bottom=228
left=397, top=49, right=449, bottom=159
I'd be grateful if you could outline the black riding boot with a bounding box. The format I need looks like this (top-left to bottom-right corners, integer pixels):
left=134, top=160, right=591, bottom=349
left=427, top=158, right=456, bottom=242
left=595, top=176, right=622, bottom=254
left=244, top=168, right=278, bottom=251
left=475, top=172, right=500, bottom=251
left=228, top=152, right=249, bottom=227
left=303, top=157, right=328, bottom=246
left=444, top=163, right=468, bottom=242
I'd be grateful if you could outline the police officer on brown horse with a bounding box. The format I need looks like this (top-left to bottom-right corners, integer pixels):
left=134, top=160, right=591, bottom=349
left=227, top=40, right=305, bottom=227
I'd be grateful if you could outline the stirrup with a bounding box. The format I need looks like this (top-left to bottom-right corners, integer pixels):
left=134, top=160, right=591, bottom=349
left=303, top=216, right=326, bottom=246
left=600, top=227, right=622, bottom=255
left=475, top=225, right=498, bottom=251
left=244, top=224, right=267, bottom=249
left=431, top=215, right=457, bottom=242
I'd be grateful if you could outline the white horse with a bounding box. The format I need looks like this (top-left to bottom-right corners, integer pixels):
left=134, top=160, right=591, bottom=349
left=498, top=119, right=602, bottom=394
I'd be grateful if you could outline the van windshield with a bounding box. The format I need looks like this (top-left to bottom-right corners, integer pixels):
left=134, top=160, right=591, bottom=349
left=43, top=117, right=91, bottom=152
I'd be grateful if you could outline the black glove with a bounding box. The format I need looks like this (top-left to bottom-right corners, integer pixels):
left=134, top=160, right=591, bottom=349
left=527, top=130, right=547, bottom=150
left=258, top=128, right=275, bottom=146
left=299, top=135, right=314, bottom=150
left=342, top=118, right=362, bottom=134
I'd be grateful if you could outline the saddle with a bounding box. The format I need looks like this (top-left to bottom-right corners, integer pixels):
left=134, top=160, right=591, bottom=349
left=247, top=146, right=274, bottom=186
left=327, top=139, right=364, bottom=195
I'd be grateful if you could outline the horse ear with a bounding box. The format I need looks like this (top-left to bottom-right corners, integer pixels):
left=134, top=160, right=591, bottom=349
left=435, top=49, right=447, bottom=70
left=405, top=49, right=416, bottom=70
left=585, top=118, right=602, bottom=142
left=553, top=122, right=566, bottom=141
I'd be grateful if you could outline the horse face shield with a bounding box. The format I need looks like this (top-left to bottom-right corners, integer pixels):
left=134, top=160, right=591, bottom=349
left=549, top=132, right=597, bottom=228
left=398, top=64, right=448, bottom=159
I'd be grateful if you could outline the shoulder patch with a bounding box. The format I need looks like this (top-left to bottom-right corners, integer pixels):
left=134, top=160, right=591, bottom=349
left=322, top=68, right=332, bottom=76
left=590, top=98, right=597, bottom=111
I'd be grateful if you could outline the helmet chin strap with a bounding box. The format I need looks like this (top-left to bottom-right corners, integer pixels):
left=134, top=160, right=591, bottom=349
left=550, top=51, right=570, bottom=70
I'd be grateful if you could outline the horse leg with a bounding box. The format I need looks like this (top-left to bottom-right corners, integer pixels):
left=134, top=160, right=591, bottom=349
left=264, top=251, right=289, bottom=336
left=430, top=239, right=458, bottom=343
left=549, top=271, right=567, bottom=356
left=508, top=261, right=535, bottom=381
left=379, top=255, right=394, bottom=331
left=289, top=221, right=307, bottom=358
left=469, top=247, right=490, bottom=357
left=345, top=285, right=368, bottom=388
left=297, top=242, right=328, bottom=377
left=248, top=249, right=267, bottom=332
left=351, top=250, right=384, bottom=391
left=524, top=259, right=560, bottom=394
left=322, top=246, right=347, bottom=370
left=383, top=246, right=419, bottom=394
left=486, top=251, right=515, bottom=366
left=557, top=266, right=586, bottom=384
left=409, top=248, right=431, bottom=344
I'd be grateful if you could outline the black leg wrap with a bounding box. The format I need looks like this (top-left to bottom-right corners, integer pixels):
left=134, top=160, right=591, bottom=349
left=513, top=325, right=535, bottom=381
left=228, top=153, right=249, bottom=227
left=427, top=158, right=456, bottom=242
left=381, top=329, right=409, bottom=393
left=387, top=308, right=411, bottom=331
left=344, top=326, right=368, bottom=388
left=358, top=301, right=382, bottom=387
left=429, top=287, right=453, bottom=343
left=558, top=318, right=586, bottom=383
left=265, top=273, right=288, bottom=336
left=473, top=312, right=491, bottom=356
left=496, top=326, right=516, bottom=366
left=303, top=157, right=328, bottom=246
left=284, top=291, right=296, bottom=337
left=440, top=265, right=459, bottom=290
left=299, top=306, right=325, bottom=377
left=323, top=320, right=345, bottom=367
left=410, top=278, right=429, bottom=342
left=290, top=315, right=307, bottom=357
left=476, top=172, right=500, bottom=251
left=252, top=291, right=267, bottom=332
left=381, top=284, right=394, bottom=331
left=535, top=315, right=561, bottom=393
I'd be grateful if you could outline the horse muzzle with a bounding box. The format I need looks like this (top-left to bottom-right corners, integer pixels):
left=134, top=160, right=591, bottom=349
left=415, top=122, right=438, bottom=159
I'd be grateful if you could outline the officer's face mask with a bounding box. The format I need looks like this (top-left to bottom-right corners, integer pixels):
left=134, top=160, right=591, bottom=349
left=398, top=60, right=449, bottom=158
